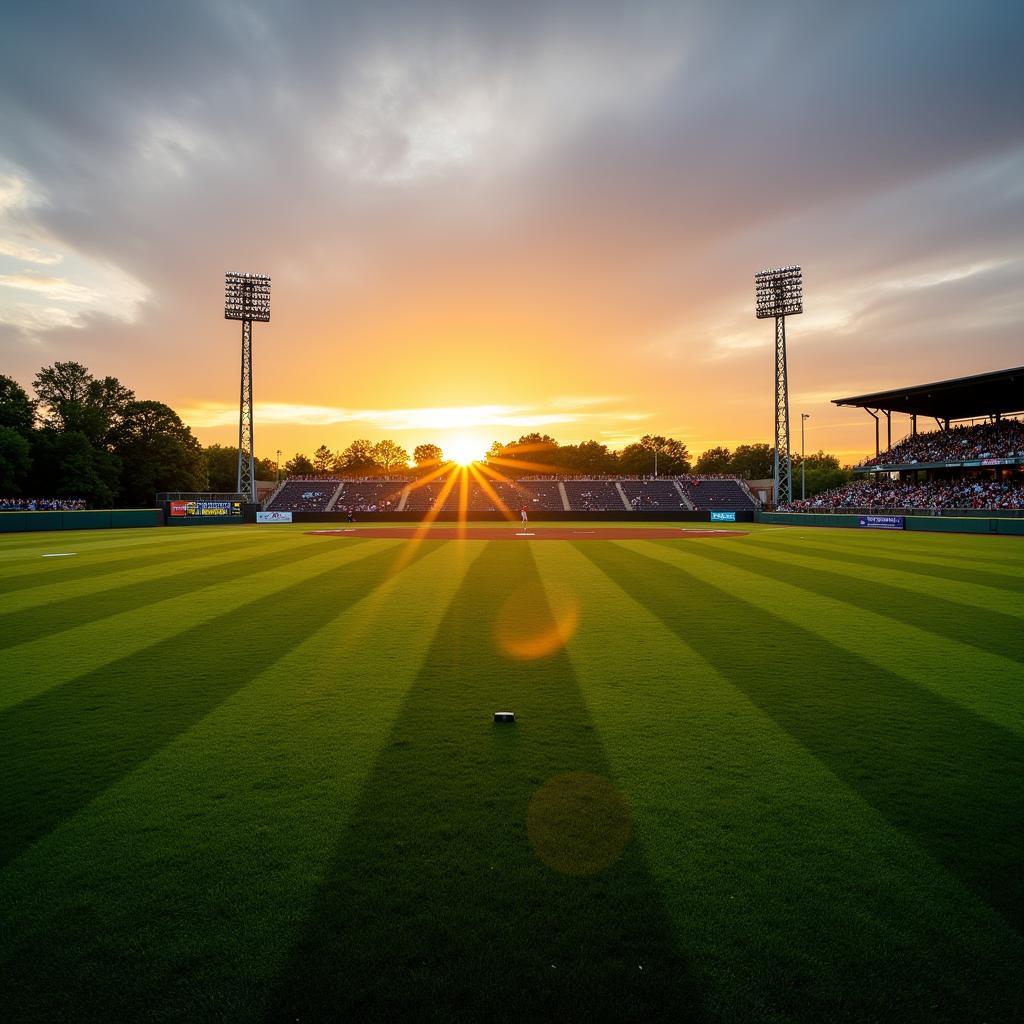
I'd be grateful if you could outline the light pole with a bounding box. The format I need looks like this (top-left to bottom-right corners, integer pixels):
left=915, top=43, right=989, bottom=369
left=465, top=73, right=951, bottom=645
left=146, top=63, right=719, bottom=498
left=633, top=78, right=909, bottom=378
left=755, top=265, right=803, bottom=507
left=224, top=271, right=271, bottom=502
left=801, top=413, right=810, bottom=500
left=276, top=449, right=282, bottom=483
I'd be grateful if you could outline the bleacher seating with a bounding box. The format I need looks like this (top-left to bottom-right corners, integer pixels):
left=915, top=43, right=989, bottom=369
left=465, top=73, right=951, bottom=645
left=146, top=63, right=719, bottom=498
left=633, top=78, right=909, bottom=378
left=336, top=479, right=407, bottom=513
left=861, top=418, right=1024, bottom=467
left=563, top=480, right=625, bottom=512
left=678, top=478, right=757, bottom=511
left=266, top=480, right=338, bottom=511
left=782, top=477, right=1024, bottom=511
left=264, top=475, right=759, bottom=513
left=620, top=480, right=689, bottom=510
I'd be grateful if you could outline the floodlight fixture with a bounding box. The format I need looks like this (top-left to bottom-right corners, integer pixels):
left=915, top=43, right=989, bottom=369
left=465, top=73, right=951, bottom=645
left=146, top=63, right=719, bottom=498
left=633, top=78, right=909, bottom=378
left=224, top=271, right=271, bottom=322
left=754, top=265, right=804, bottom=506
left=224, top=271, right=271, bottom=502
left=755, top=265, right=803, bottom=319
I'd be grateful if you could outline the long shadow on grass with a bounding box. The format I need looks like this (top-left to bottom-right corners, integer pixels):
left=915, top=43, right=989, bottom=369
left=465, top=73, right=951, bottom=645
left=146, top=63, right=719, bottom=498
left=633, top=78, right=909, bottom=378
left=580, top=541, right=1024, bottom=930
left=0, top=540, right=427, bottom=868
left=678, top=538, right=1024, bottom=664
left=0, top=533, right=259, bottom=597
left=0, top=535, right=341, bottom=652
left=266, top=542, right=701, bottom=1023
left=755, top=537, right=1024, bottom=597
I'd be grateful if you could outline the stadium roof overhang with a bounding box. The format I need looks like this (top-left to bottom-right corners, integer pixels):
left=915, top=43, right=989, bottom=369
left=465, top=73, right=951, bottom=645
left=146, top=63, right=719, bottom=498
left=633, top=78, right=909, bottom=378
left=832, top=366, right=1024, bottom=421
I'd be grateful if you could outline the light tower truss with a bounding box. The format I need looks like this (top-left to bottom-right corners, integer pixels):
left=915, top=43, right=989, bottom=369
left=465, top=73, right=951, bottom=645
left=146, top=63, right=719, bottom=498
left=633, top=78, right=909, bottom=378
left=755, top=265, right=803, bottom=507
left=224, top=272, right=271, bottom=502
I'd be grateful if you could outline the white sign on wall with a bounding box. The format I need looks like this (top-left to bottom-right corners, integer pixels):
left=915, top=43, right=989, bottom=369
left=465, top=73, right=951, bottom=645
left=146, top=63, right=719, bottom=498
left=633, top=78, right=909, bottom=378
left=256, top=511, right=293, bottom=523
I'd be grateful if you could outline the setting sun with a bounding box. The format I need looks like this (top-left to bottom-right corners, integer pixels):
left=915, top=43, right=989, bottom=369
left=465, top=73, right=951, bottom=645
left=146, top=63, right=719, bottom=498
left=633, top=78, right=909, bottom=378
left=446, top=437, right=487, bottom=466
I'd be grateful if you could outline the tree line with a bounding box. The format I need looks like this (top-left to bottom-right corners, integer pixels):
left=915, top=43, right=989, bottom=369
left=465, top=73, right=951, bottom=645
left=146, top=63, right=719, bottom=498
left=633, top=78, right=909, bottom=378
left=0, top=364, right=850, bottom=505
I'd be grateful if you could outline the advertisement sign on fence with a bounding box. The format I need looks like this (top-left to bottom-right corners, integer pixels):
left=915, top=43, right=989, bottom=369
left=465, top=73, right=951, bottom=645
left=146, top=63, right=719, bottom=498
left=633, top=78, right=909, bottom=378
left=169, top=500, right=242, bottom=517
left=858, top=515, right=905, bottom=530
left=256, top=511, right=293, bottom=523
left=710, top=511, right=737, bottom=522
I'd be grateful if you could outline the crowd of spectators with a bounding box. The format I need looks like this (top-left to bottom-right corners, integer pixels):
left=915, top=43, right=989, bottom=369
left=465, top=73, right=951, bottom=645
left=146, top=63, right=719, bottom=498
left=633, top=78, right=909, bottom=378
left=620, top=480, right=688, bottom=510
left=0, top=497, right=88, bottom=511
left=562, top=480, right=625, bottom=511
left=782, top=477, right=1024, bottom=511
left=861, top=419, right=1024, bottom=467
left=266, top=480, right=337, bottom=512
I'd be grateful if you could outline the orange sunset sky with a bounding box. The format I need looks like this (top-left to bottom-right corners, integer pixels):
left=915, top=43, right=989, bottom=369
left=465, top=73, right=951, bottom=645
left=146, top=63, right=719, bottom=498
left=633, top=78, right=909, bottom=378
left=1, top=2, right=1022, bottom=466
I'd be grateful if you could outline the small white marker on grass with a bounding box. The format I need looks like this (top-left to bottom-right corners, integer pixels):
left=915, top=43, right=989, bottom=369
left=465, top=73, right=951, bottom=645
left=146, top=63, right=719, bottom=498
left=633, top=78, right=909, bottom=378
left=494, top=711, right=516, bottom=724
left=42, top=553, right=77, bottom=558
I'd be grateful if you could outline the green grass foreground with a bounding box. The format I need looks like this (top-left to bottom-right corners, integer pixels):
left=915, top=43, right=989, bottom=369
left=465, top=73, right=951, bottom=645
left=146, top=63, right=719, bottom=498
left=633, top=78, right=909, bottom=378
left=1, top=521, right=1022, bottom=1022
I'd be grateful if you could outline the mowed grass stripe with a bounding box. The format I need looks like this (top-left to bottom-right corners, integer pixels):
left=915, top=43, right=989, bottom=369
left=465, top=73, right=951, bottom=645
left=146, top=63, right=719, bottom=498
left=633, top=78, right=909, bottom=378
left=0, top=532, right=350, bottom=651
left=637, top=540, right=1024, bottom=736
left=0, top=541, right=481, bottom=1024
left=750, top=523, right=1019, bottom=569
left=580, top=540, right=1024, bottom=931
left=0, top=529, right=307, bottom=614
left=268, top=540, right=701, bottom=1023
left=0, top=535, right=384, bottom=713
left=0, top=538, right=418, bottom=868
left=536, top=541, right=1024, bottom=1023
left=680, top=535, right=1024, bottom=659
left=0, top=529, right=265, bottom=595
left=754, top=533, right=1024, bottom=593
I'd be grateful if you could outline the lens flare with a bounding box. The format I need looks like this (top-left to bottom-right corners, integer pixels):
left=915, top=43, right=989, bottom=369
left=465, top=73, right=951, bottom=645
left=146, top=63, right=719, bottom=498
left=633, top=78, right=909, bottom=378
left=494, top=582, right=579, bottom=660
left=527, top=772, right=632, bottom=876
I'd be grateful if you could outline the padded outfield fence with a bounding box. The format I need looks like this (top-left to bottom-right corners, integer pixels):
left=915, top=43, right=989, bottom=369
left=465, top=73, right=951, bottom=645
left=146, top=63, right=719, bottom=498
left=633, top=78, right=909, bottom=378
left=756, top=511, right=1024, bottom=535
left=0, top=509, right=162, bottom=533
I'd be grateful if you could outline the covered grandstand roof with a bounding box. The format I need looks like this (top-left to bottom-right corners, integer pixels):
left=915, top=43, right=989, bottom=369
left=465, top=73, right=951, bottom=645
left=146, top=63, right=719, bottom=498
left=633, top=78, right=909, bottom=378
left=833, top=366, right=1024, bottom=420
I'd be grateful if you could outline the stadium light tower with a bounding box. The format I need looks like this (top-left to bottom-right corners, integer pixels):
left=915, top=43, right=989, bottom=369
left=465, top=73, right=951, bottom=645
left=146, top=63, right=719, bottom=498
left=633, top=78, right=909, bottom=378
left=224, top=271, right=271, bottom=502
left=755, top=265, right=803, bottom=506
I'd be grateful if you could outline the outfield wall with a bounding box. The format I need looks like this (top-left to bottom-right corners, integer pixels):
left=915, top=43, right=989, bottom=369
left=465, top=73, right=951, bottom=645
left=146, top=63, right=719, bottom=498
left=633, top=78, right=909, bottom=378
left=756, top=512, right=1024, bottom=535
left=0, top=509, right=162, bottom=533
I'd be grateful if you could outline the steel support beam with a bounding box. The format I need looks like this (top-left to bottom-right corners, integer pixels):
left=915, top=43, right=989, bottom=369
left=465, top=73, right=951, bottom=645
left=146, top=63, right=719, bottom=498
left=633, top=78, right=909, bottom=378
left=237, top=317, right=255, bottom=501
left=773, top=315, right=792, bottom=506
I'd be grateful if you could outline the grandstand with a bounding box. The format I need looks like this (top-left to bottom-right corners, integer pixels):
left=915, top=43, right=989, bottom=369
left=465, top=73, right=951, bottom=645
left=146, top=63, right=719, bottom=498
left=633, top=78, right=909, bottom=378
left=263, top=474, right=758, bottom=515
left=781, top=366, right=1024, bottom=512
left=336, top=479, right=407, bottom=513
left=562, top=480, right=627, bottom=512
left=620, top=480, right=692, bottom=511
left=265, top=479, right=340, bottom=512
left=679, top=478, right=758, bottom=511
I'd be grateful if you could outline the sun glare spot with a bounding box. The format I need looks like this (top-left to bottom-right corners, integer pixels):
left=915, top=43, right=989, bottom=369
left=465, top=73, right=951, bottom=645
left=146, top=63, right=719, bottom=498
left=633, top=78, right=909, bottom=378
left=446, top=437, right=486, bottom=466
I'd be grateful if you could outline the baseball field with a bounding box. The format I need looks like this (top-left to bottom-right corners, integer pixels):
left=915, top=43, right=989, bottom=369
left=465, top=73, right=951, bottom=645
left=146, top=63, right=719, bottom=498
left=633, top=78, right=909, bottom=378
left=1, top=521, right=1022, bottom=1022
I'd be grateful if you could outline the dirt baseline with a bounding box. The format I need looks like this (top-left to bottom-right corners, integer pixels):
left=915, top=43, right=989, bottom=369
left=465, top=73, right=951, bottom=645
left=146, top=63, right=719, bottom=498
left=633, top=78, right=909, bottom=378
left=306, top=526, right=747, bottom=541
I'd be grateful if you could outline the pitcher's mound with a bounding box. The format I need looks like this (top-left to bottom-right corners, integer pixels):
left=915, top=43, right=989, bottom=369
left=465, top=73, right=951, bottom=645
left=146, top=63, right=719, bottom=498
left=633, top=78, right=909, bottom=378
left=305, top=526, right=746, bottom=541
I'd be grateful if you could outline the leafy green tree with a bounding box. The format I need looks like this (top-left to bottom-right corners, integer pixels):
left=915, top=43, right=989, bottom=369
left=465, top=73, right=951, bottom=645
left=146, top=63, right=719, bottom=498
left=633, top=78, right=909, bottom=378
left=33, top=362, right=134, bottom=443
left=285, top=453, right=315, bottom=476
left=204, top=444, right=240, bottom=491
left=0, top=376, right=36, bottom=435
left=730, top=443, right=773, bottom=480
left=312, top=444, right=334, bottom=473
left=0, top=426, right=31, bottom=494
left=618, top=435, right=690, bottom=475
left=372, top=439, right=410, bottom=473
left=28, top=430, right=120, bottom=506
left=337, top=438, right=380, bottom=474
left=791, top=450, right=851, bottom=498
left=109, top=401, right=205, bottom=505
left=558, top=440, right=617, bottom=475
left=255, top=455, right=278, bottom=481
left=414, top=443, right=443, bottom=470
left=695, top=446, right=732, bottom=474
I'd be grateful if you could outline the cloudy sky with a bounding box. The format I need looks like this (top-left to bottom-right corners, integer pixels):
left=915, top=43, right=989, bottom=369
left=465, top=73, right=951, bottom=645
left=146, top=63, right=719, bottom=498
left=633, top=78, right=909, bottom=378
left=1, top=0, right=1022, bottom=463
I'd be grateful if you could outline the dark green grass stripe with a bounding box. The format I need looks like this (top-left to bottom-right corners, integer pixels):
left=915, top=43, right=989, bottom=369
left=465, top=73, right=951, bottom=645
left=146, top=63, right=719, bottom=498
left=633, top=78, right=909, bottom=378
left=0, top=535, right=344, bottom=653
left=674, top=538, right=1024, bottom=663
left=0, top=533, right=261, bottom=596
left=0, top=540, right=428, bottom=869
left=578, top=541, right=1024, bottom=931
left=753, top=536, right=1024, bottom=595
left=266, top=541, right=701, bottom=1023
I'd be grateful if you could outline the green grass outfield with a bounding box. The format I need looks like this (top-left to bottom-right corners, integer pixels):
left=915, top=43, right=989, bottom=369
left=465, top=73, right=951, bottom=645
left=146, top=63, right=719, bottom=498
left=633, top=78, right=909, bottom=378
left=1, top=521, right=1022, bottom=1022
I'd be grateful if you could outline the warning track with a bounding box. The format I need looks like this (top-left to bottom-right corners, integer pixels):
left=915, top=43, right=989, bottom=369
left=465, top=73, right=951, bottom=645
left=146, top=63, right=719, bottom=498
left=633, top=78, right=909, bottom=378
left=305, top=526, right=746, bottom=541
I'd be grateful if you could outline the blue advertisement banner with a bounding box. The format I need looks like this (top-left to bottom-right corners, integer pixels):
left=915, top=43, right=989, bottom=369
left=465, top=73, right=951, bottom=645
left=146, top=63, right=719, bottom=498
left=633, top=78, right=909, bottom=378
left=710, top=511, right=737, bottom=522
left=858, top=515, right=905, bottom=530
